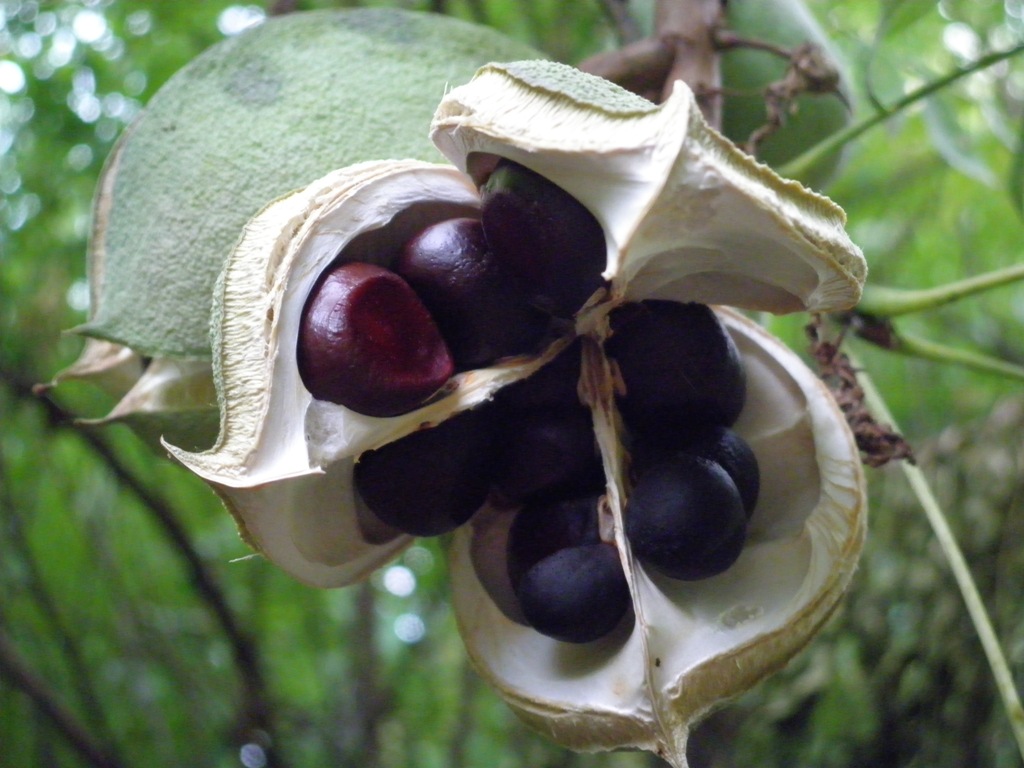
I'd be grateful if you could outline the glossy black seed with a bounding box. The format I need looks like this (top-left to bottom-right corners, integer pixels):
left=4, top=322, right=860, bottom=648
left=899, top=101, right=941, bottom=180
left=354, top=409, right=497, bottom=537
left=516, top=542, right=631, bottom=644
left=605, top=301, right=746, bottom=437
left=506, top=495, right=601, bottom=589
left=297, top=261, right=454, bottom=417
left=493, top=407, right=604, bottom=504
left=626, top=453, right=747, bottom=581
left=631, top=425, right=760, bottom=517
left=481, top=159, right=606, bottom=318
left=394, top=217, right=549, bottom=370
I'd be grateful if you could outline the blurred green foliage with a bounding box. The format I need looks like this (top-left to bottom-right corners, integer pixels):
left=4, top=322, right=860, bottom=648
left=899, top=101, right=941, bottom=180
left=1, top=1, right=1023, bottom=767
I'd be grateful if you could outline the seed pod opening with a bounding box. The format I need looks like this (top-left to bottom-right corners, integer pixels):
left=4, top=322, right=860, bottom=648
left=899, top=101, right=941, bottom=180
left=167, top=61, right=867, bottom=768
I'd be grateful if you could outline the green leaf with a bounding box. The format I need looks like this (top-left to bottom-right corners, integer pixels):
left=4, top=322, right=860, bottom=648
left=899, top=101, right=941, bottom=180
left=77, top=8, right=542, bottom=359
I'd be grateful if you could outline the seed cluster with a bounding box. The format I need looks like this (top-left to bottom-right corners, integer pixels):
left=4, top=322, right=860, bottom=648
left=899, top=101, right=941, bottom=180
left=297, top=159, right=760, bottom=644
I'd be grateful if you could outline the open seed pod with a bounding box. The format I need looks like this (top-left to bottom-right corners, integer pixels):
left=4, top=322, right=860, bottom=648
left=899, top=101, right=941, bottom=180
left=170, top=62, right=867, bottom=766
left=47, top=9, right=541, bottom=450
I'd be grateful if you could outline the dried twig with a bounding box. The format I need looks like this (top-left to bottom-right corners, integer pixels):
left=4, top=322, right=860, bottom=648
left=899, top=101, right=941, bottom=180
left=807, top=315, right=915, bottom=468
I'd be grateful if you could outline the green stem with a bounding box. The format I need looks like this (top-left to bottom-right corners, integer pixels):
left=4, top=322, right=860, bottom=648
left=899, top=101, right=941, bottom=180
left=889, top=332, right=1024, bottom=382
left=780, top=43, right=1024, bottom=179
left=857, top=263, right=1024, bottom=317
left=856, top=359, right=1024, bottom=761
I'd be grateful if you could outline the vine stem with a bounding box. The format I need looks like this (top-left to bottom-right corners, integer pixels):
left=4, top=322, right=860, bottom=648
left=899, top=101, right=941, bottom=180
left=858, top=263, right=1024, bottom=318
left=892, top=333, right=1024, bottom=382
left=780, top=43, right=1024, bottom=180
left=856, top=358, right=1024, bottom=759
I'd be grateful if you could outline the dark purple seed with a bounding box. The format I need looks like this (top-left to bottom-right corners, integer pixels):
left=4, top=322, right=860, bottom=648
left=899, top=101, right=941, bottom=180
left=394, top=217, right=549, bottom=370
left=516, top=542, right=631, bottom=643
left=481, top=159, right=606, bottom=318
left=297, top=261, right=454, bottom=417
left=493, top=407, right=604, bottom=504
left=606, top=301, right=746, bottom=436
left=492, top=339, right=583, bottom=412
left=506, top=495, right=601, bottom=590
left=353, top=409, right=497, bottom=537
left=631, top=425, right=760, bottom=517
left=625, top=453, right=747, bottom=581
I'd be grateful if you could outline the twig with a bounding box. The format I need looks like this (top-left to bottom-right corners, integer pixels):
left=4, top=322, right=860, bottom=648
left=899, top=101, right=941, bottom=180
left=0, top=626, right=125, bottom=768
left=856, top=262, right=1024, bottom=318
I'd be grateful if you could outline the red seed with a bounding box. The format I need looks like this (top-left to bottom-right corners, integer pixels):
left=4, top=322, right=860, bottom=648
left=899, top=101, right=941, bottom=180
left=297, top=261, right=454, bottom=417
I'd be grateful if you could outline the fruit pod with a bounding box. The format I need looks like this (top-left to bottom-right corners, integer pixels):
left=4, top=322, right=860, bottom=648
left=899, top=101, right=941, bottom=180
left=449, top=309, right=865, bottom=762
left=171, top=160, right=539, bottom=585
left=168, top=61, right=868, bottom=767
left=47, top=9, right=543, bottom=451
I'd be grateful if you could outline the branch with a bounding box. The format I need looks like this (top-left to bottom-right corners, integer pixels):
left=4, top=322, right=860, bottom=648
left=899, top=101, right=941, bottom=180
left=1, top=370, right=286, bottom=767
left=579, top=0, right=726, bottom=126
left=0, top=462, right=118, bottom=749
left=654, top=0, right=725, bottom=125
left=780, top=42, right=1024, bottom=180
left=0, top=627, right=125, bottom=768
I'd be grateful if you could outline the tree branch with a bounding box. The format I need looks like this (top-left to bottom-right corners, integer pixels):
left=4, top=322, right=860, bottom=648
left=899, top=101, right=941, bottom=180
left=580, top=0, right=726, bottom=127
left=0, top=462, right=119, bottom=751
left=2, top=370, right=287, bottom=767
left=654, top=0, right=725, bottom=125
left=0, top=626, right=125, bottom=768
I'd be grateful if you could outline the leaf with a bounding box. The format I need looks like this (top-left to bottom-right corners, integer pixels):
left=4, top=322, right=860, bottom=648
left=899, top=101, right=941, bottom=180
left=77, top=8, right=542, bottom=359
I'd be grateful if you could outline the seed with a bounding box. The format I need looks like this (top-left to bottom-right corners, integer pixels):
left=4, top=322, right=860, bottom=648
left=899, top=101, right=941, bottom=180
left=297, top=261, right=454, bottom=417
left=631, top=425, right=760, bottom=517
left=515, top=543, right=631, bottom=644
left=506, top=495, right=602, bottom=590
left=606, top=301, right=746, bottom=438
left=394, top=217, right=549, bottom=369
left=481, top=159, right=606, bottom=318
left=626, top=453, right=747, bottom=581
left=354, top=408, right=497, bottom=536
left=492, top=406, right=605, bottom=504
